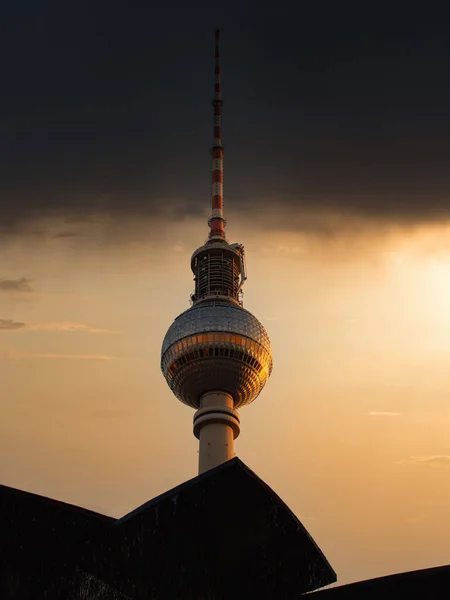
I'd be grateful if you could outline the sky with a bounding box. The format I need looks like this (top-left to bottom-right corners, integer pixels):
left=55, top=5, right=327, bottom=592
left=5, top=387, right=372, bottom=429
left=1, top=1, right=450, bottom=587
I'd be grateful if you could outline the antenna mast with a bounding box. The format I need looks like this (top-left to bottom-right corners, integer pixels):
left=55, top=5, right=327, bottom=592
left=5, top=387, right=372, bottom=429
left=208, top=28, right=226, bottom=240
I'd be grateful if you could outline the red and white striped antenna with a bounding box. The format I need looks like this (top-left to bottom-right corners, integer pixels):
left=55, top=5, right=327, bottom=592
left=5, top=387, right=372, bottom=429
left=208, top=28, right=226, bottom=240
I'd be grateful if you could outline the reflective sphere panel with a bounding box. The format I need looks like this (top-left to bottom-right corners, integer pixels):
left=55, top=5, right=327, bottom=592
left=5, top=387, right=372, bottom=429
left=161, top=301, right=273, bottom=409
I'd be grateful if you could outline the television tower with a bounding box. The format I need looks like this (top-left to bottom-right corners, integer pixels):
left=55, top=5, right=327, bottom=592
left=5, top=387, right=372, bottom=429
left=161, top=29, right=273, bottom=474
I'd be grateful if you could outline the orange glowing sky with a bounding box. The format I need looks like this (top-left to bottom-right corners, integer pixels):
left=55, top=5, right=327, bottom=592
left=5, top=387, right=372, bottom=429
left=1, top=213, right=450, bottom=585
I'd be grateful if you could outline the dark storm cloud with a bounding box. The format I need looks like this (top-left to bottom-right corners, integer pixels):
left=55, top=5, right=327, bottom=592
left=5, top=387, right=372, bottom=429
left=1, top=3, right=449, bottom=235
left=0, top=319, right=27, bottom=331
left=0, top=278, right=34, bottom=293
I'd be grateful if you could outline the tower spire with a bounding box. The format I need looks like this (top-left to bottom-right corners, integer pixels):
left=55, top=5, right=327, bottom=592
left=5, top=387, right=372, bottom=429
left=208, top=28, right=226, bottom=240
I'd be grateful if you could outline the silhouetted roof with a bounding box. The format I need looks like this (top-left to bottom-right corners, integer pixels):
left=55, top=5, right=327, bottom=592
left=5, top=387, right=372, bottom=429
left=89, top=458, right=336, bottom=599
left=6, top=460, right=448, bottom=599
left=0, top=482, right=114, bottom=598
left=310, top=565, right=450, bottom=599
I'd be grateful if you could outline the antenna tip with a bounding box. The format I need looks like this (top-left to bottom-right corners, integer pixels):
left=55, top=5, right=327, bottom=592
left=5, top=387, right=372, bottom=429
left=215, top=28, right=220, bottom=39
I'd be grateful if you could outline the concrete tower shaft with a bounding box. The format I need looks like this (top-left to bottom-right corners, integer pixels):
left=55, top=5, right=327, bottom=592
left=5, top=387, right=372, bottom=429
left=193, top=391, right=240, bottom=473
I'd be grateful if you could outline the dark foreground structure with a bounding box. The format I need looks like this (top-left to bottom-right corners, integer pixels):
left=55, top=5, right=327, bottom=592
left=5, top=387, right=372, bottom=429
left=0, top=458, right=448, bottom=599
left=312, top=565, right=450, bottom=599
left=1, top=459, right=334, bottom=599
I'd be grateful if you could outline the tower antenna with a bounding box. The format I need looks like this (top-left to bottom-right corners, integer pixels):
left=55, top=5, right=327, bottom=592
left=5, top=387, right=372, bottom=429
left=208, top=28, right=226, bottom=240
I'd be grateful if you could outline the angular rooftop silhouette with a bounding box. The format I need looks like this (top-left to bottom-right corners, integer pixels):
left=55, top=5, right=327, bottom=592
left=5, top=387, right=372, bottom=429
left=1, top=458, right=448, bottom=598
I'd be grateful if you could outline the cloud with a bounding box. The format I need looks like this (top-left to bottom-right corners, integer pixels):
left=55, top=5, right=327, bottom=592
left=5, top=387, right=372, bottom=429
left=0, top=278, right=34, bottom=293
left=0, top=319, right=27, bottom=331
left=397, top=455, right=450, bottom=467
left=1, top=7, right=450, bottom=241
left=368, top=411, right=401, bottom=416
left=0, top=320, right=117, bottom=334
left=7, top=352, right=129, bottom=360
left=27, top=322, right=117, bottom=334
left=3, top=194, right=450, bottom=248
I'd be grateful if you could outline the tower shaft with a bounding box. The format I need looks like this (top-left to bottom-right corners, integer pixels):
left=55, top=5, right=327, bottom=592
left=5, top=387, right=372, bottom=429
left=193, top=391, right=240, bottom=474
left=209, top=29, right=226, bottom=240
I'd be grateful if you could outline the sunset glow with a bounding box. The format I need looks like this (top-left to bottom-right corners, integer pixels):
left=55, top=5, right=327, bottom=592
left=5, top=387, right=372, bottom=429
left=1, top=215, right=450, bottom=584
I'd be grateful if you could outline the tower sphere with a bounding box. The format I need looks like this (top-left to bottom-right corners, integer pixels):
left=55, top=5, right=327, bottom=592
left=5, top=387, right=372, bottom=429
left=161, top=300, right=273, bottom=409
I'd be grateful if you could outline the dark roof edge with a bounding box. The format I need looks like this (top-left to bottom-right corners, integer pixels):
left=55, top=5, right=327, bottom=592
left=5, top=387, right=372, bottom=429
left=115, top=457, right=336, bottom=580
left=240, top=459, right=338, bottom=583
left=0, top=482, right=115, bottom=523
left=309, top=564, right=450, bottom=595
left=116, top=457, right=245, bottom=524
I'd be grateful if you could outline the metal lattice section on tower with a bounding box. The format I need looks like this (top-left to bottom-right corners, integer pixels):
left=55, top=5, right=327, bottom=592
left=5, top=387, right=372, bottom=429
left=190, top=242, right=244, bottom=305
